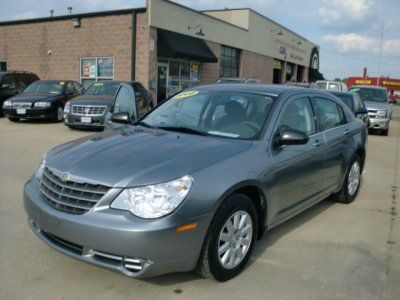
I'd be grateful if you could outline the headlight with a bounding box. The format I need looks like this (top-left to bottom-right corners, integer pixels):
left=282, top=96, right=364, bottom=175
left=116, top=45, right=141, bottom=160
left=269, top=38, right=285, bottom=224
left=111, top=176, right=193, bottom=218
left=377, top=110, right=387, bottom=116
left=35, top=155, right=46, bottom=180
left=34, top=102, right=51, bottom=108
left=64, top=101, right=71, bottom=113
left=3, top=100, right=12, bottom=107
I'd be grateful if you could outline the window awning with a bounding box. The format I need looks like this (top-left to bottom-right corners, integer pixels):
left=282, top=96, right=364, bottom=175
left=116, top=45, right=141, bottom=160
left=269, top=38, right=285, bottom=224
left=157, top=29, right=218, bottom=63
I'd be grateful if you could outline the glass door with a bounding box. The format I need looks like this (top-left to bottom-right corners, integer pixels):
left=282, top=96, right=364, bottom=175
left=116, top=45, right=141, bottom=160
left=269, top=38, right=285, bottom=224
left=157, top=62, right=168, bottom=103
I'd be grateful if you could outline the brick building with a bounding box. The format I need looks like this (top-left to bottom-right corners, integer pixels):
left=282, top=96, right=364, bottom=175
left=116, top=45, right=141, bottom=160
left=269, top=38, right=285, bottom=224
left=0, top=0, right=322, bottom=103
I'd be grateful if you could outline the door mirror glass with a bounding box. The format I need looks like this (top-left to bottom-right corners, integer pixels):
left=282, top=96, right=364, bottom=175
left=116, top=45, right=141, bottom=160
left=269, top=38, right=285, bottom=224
left=355, top=107, right=368, bottom=115
left=111, top=112, right=130, bottom=124
left=278, top=128, right=309, bottom=146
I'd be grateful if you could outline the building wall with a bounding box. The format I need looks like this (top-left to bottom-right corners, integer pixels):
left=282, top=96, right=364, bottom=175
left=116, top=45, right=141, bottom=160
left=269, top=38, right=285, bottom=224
left=240, top=50, right=274, bottom=84
left=200, top=41, right=221, bottom=85
left=0, top=14, right=133, bottom=81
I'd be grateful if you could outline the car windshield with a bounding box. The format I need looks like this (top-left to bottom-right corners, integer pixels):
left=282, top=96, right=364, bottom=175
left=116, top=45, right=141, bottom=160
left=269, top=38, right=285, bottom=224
left=316, top=82, right=327, bottom=90
left=349, top=87, right=387, bottom=102
left=140, top=90, right=275, bottom=140
left=24, top=81, right=64, bottom=94
left=335, top=94, right=353, bottom=110
left=84, top=82, right=120, bottom=96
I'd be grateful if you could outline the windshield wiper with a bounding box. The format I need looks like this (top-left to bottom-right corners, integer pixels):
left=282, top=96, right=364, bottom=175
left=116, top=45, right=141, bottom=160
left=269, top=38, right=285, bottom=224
left=158, top=126, right=209, bottom=136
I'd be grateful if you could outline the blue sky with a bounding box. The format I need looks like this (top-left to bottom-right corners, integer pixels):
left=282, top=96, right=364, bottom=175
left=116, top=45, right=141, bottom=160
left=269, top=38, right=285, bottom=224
left=1, top=0, right=399, bottom=80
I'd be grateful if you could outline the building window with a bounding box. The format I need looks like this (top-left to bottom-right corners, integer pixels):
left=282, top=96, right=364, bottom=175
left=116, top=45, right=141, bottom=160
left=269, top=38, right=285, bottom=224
left=220, top=45, right=240, bottom=78
left=0, top=61, right=6, bottom=71
left=80, top=57, right=114, bottom=89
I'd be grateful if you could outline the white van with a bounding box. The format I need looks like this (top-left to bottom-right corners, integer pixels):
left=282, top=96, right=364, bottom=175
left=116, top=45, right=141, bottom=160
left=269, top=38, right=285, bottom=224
left=316, top=80, right=347, bottom=91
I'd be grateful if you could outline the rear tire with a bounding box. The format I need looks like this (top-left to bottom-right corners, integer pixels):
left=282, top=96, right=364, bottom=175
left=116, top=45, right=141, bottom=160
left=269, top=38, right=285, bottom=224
left=9, top=117, right=20, bottom=122
left=196, top=194, right=258, bottom=281
left=332, top=155, right=362, bottom=204
left=54, top=106, right=64, bottom=122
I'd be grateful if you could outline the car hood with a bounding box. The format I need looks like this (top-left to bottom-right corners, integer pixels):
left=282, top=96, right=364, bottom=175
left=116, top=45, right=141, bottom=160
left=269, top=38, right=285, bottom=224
left=9, top=93, right=60, bottom=103
left=46, top=126, right=252, bottom=187
left=364, top=100, right=390, bottom=110
left=69, top=95, right=114, bottom=106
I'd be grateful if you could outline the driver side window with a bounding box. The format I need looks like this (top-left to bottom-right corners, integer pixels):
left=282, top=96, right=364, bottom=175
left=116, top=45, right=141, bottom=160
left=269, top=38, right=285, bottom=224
left=279, top=97, right=316, bottom=135
left=113, top=85, right=135, bottom=117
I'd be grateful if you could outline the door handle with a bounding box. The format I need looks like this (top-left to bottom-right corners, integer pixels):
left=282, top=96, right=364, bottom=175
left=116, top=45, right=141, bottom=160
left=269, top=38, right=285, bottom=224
left=344, top=129, right=350, bottom=134
left=313, top=140, right=324, bottom=147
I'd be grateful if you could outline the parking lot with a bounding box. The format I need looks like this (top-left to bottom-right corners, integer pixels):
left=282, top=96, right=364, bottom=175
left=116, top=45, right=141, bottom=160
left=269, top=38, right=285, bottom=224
left=0, top=111, right=399, bottom=300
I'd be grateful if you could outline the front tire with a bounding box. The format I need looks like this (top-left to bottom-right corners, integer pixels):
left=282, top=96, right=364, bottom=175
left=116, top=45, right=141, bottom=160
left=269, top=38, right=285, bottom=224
left=381, top=128, right=389, bottom=136
left=197, top=194, right=258, bottom=281
left=9, top=117, right=20, bottom=122
left=332, top=155, right=362, bottom=204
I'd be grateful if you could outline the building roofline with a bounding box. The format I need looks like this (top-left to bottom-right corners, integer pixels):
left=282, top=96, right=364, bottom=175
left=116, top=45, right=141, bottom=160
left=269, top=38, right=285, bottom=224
left=201, top=8, right=315, bottom=45
left=0, top=7, right=146, bottom=26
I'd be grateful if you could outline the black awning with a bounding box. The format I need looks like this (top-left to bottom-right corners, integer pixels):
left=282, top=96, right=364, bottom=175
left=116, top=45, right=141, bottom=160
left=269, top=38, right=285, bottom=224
left=309, top=68, right=324, bottom=82
left=157, top=29, right=218, bottom=63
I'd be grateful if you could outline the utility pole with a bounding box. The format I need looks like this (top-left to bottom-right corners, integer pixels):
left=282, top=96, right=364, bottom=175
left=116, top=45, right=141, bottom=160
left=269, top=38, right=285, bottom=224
left=377, top=20, right=384, bottom=86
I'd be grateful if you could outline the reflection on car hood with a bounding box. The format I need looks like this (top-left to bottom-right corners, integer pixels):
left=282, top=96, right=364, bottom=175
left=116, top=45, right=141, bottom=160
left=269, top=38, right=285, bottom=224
left=46, top=126, right=251, bottom=187
left=9, top=93, right=59, bottom=103
left=364, top=100, right=390, bottom=110
left=69, top=95, right=114, bottom=106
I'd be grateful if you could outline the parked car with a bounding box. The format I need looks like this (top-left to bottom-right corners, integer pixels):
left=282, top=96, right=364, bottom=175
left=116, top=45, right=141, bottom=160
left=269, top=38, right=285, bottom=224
left=328, top=91, right=369, bottom=130
left=349, top=85, right=391, bottom=135
left=65, top=81, right=153, bottom=130
left=24, top=84, right=366, bottom=281
left=0, top=71, right=39, bottom=116
left=316, top=80, right=347, bottom=91
left=216, top=77, right=261, bottom=84
left=2, top=80, right=83, bottom=122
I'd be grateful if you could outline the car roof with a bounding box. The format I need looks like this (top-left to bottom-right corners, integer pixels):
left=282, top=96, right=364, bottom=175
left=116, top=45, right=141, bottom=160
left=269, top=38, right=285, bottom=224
left=191, top=83, right=334, bottom=97
left=350, top=85, right=386, bottom=90
left=328, top=91, right=354, bottom=97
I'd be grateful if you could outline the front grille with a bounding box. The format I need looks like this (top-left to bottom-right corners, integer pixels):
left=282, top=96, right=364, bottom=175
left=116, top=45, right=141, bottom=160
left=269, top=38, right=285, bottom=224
left=368, top=110, right=377, bottom=113
left=72, top=105, right=107, bottom=116
left=40, top=229, right=147, bottom=274
left=12, top=102, right=32, bottom=108
left=40, top=167, right=109, bottom=214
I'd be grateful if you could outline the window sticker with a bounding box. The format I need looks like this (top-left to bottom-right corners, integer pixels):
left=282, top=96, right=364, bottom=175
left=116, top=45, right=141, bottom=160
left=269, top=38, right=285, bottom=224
left=173, top=91, right=199, bottom=99
left=93, top=82, right=104, bottom=87
left=59, top=81, right=65, bottom=85
left=349, top=88, right=360, bottom=92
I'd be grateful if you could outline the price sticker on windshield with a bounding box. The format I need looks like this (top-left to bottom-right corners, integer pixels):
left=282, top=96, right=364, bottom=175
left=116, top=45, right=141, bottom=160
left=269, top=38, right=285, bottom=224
left=59, top=81, right=65, bottom=85
left=349, top=88, right=360, bottom=92
left=173, top=91, right=199, bottom=99
left=93, top=83, right=104, bottom=87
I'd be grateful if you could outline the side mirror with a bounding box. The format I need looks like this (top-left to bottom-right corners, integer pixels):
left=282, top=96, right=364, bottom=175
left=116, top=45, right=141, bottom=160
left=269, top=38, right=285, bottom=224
left=355, top=107, right=368, bottom=115
left=111, top=112, right=131, bottom=124
left=277, top=128, right=309, bottom=146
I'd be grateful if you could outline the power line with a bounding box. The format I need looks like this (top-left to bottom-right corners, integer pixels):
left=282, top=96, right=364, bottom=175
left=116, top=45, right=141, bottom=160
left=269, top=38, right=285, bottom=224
left=320, top=47, right=400, bottom=67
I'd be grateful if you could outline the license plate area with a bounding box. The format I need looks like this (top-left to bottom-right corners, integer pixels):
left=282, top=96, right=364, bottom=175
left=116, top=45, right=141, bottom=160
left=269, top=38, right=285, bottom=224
left=81, top=116, right=91, bottom=123
left=17, top=108, right=26, bottom=114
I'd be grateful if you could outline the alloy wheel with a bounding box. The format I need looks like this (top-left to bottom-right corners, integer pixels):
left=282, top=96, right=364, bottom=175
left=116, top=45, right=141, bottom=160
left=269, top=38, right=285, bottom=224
left=348, top=161, right=361, bottom=196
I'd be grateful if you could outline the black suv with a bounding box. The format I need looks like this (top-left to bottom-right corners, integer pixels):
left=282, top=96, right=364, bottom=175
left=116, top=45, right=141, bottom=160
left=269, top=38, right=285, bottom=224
left=0, top=71, right=40, bottom=116
left=2, top=80, right=83, bottom=122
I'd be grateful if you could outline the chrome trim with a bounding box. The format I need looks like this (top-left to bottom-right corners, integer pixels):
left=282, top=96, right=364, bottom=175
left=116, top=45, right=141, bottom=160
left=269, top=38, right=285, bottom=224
left=72, top=105, right=107, bottom=116
left=12, top=102, right=32, bottom=108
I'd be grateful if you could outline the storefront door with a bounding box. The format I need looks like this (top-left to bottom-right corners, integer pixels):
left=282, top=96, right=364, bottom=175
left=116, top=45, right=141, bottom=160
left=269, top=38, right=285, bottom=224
left=157, top=63, right=168, bottom=103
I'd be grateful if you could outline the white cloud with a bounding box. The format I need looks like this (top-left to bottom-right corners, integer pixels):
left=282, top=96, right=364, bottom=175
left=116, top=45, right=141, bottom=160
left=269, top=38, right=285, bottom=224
left=323, top=33, right=400, bottom=57
left=318, top=0, right=381, bottom=30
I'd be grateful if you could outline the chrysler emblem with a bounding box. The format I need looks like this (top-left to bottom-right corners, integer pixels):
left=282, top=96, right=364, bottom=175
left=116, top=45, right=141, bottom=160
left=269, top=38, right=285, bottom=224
left=60, top=172, right=70, bottom=182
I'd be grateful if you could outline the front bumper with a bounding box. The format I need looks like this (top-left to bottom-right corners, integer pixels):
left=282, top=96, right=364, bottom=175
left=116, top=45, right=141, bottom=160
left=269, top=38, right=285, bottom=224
left=24, top=177, right=210, bottom=278
left=64, top=113, right=106, bottom=128
left=3, top=107, right=57, bottom=119
left=369, top=117, right=389, bottom=130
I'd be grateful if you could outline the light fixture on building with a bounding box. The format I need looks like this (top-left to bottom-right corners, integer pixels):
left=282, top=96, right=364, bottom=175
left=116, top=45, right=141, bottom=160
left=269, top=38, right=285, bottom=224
left=49, top=10, right=54, bottom=17
left=271, top=28, right=283, bottom=36
left=67, top=6, right=73, bottom=15
left=188, top=25, right=205, bottom=37
left=292, top=39, right=303, bottom=45
left=72, top=18, right=80, bottom=28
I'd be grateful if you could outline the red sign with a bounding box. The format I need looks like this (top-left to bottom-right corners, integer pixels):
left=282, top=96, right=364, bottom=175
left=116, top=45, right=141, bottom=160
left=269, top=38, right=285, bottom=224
left=347, top=77, right=400, bottom=91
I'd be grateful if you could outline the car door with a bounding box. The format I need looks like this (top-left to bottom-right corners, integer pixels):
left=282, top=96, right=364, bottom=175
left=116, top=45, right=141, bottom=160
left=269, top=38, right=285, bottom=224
left=268, top=95, right=326, bottom=222
left=65, top=82, right=79, bottom=102
left=313, top=96, right=351, bottom=192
